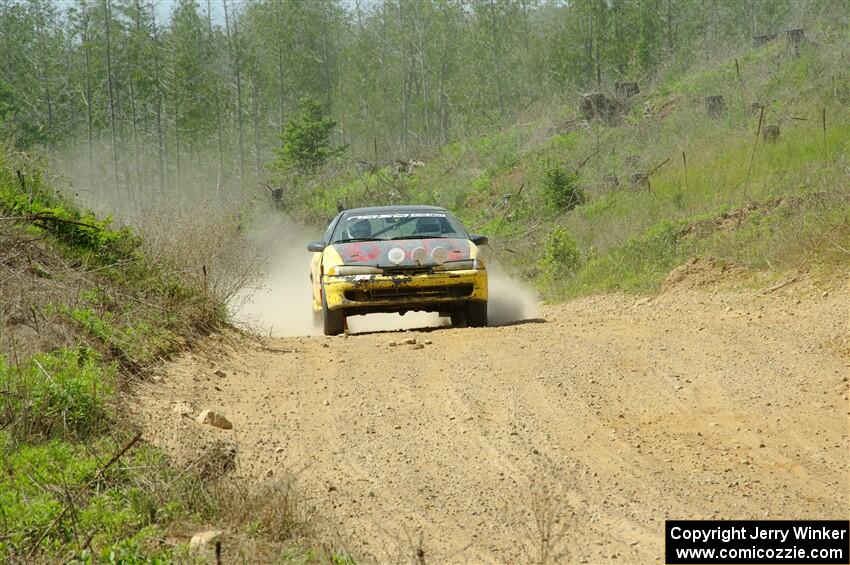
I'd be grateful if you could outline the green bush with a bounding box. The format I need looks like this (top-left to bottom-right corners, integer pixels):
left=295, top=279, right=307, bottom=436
left=538, top=228, right=582, bottom=282
left=542, top=165, right=585, bottom=211
left=0, top=349, right=113, bottom=443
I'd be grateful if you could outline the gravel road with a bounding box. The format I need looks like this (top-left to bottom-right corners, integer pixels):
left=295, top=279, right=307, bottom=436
left=135, top=272, right=849, bottom=563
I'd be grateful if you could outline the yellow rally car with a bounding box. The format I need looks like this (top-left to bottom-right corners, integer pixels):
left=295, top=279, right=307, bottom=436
left=308, top=205, right=488, bottom=335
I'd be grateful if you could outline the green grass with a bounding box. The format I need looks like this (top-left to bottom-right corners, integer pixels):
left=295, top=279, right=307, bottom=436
left=0, top=352, right=180, bottom=561
left=0, top=438, right=163, bottom=561
left=0, top=349, right=112, bottom=443
left=560, top=219, right=697, bottom=296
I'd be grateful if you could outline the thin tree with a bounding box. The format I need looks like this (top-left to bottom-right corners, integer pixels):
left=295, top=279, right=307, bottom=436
left=223, top=0, right=245, bottom=182
left=398, top=0, right=409, bottom=156
left=151, top=3, right=166, bottom=194
left=80, top=0, right=95, bottom=188
left=488, top=0, right=505, bottom=116
left=103, top=0, right=121, bottom=193
left=207, top=0, right=224, bottom=198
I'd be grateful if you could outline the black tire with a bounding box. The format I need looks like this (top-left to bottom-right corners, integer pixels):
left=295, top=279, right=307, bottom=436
left=450, top=308, right=467, bottom=328
left=321, top=288, right=345, bottom=336
left=467, top=301, right=488, bottom=327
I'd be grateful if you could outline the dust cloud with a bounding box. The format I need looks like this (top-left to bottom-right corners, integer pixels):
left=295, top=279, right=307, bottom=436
left=229, top=214, right=321, bottom=336
left=485, top=261, right=541, bottom=326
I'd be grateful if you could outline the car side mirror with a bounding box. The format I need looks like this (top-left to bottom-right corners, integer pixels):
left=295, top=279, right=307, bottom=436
left=307, top=241, right=326, bottom=252
left=470, top=234, right=488, bottom=246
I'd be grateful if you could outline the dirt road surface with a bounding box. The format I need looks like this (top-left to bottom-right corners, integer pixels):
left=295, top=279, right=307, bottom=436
left=135, top=269, right=849, bottom=563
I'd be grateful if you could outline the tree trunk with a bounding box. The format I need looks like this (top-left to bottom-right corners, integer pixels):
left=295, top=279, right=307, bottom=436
left=151, top=5, right=166, bottom=194
left=274, top=2, right=286, bottom=134
left=208, top=0, right=224, bottom=200
left=320, top=3, right=333, bottom=108
left=488, top=0, right=504, bottom=116
left=587, top=0, right=594, bottom=87
left=399, top=0, right=408, bottom=157
left=129, top=77, right=142, bottom=214
left=103, top=0, right=121, bottom=197
left=34, top=8, right=53, bottom=135
left=665, top=0, right=674, bottom=56
left=173, top=73, right=181, bottom=206
left=81, top=1, right=94, bottom=189
left=594, top=4, right=601, bottom=88
left=415, top=21, right=431, bottom=145
left=250, top=65, right=261, bottom=176
left=224, top=0, right=245, bottom=182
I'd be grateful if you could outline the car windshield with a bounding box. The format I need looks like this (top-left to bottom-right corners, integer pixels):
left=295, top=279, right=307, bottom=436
left=331, top=211, right=468, bottom=243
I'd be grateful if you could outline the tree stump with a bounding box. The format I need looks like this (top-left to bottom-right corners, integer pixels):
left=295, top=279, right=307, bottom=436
left=705, top=95, right=726, bottom=118
left=391, top=158, right=425, bottom=177
left=270, top=187, right=283, bottom=207
left=786, top=29, right=806, bottom=50
left=753, top=33, right=777, bottom=47
left=630, top=173, right=650, bottom=190
left=579, top=92, right=621, bottom=122
left=748, top=102, right=764, bottom=116
left=615, top=81, right=640, bottom=98
left=762, top=125, right=780, bottom=143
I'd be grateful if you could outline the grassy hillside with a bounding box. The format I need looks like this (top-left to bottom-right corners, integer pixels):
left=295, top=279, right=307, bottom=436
left=282, top=33, right=849, bottom=297
left=0, top=152, right=342, bottom=562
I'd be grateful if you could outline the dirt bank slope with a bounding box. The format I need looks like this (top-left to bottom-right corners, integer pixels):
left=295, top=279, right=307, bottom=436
left=134, top=274, right=849, bottom=563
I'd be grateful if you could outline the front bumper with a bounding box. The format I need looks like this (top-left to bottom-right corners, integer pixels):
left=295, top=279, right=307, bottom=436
left=322, top=270, right=487, bottom=314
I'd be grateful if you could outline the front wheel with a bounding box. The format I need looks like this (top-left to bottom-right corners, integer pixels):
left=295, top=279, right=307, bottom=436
left=321, top=289, right=345, bottom=336
left=467, top=301, right=487, bottom=327
left=450, top=308, right=467, bottom=328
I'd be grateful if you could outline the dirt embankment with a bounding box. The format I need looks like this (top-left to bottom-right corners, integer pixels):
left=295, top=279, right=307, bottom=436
left=133, top=270, right=849, bottom=563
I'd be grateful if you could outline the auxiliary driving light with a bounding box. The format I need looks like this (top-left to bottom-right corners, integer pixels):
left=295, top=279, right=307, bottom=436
left=387, top=247, right=405, bottom=264
left=411, top=247, right=428, bottom=264
left=431, top=246, right=448, bottom=264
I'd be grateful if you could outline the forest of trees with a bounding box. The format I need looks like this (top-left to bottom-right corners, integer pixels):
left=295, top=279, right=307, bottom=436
left=0, top=0, right=846, bottom=212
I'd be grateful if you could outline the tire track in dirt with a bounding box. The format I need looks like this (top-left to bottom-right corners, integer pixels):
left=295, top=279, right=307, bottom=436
left=134, top=274, right=849, bottom=563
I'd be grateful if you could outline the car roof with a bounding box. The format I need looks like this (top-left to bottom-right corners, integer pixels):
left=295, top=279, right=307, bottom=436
left=340, top=205, right=448, bottom=217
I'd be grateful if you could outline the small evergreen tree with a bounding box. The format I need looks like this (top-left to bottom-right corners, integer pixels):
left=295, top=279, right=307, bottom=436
left=273, top=96, right=344, bottom=172
left=542, top=164, right=585, bottom=211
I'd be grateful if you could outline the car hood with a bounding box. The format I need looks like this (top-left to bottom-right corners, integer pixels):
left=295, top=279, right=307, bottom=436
left=328, top=238, right=472, bottom=267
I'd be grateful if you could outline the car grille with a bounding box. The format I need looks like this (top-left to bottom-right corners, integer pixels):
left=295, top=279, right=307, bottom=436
left=345, top=284, right=473, bottom=302
left=382, top=266, right=433, bottom=275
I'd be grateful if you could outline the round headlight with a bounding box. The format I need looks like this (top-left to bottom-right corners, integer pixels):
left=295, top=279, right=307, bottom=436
left=411, top=247, right=428, bottom=264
